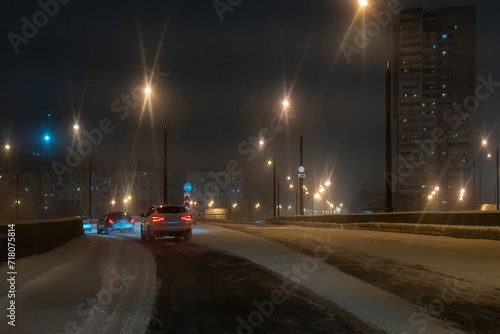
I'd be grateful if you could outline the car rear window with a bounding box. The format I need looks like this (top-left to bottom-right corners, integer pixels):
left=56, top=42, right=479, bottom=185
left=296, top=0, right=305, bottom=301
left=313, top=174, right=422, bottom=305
left=157, top=207, right=186, bottom=214
left=109, top=212, right=130, bottom=220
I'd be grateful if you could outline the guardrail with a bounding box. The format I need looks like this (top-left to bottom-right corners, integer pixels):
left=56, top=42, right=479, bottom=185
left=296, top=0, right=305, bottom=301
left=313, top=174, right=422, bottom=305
left=266, top=211, right=500, bottom=226
left=0, top=217, right=84, bottom=262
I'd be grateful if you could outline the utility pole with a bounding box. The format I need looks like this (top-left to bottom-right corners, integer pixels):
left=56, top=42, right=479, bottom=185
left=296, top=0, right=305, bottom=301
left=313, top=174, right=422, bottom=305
left=88, top=157, right=92, bottom=217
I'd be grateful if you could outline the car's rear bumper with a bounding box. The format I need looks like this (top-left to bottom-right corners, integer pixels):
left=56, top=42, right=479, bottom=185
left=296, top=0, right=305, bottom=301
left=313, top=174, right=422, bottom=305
left=152, top=229, right=191, bottom=237
left=111, top=222, right=134, bottom=230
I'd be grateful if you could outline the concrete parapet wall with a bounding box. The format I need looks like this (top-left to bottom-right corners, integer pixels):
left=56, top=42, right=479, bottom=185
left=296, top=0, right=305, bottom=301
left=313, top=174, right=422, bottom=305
left=0, top=217, right=84, bottom=262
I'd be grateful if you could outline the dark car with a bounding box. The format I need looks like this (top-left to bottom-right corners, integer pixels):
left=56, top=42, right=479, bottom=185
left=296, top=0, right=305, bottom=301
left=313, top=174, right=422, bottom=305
left=97, top=212, right=134, bottom=235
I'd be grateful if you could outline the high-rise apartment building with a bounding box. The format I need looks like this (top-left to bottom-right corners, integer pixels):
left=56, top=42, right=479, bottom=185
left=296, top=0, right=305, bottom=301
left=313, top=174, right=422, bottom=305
left=394, top=6, right=476, bottom=210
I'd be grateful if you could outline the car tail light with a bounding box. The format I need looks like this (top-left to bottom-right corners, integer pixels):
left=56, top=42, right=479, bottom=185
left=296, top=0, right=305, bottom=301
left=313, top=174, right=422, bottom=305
left=181, top=215, right=192, bottom=222
left=152, top=216, right=164, bottom=222
left=109, top=219, right=115, bottom=224
left=131, top=218, right=135, bottom=223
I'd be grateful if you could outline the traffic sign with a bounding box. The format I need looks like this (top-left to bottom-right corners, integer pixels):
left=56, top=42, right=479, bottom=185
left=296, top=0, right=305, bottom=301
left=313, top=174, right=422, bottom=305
left=183, top=183, right=193, bottom=192
left=298, top=173, right=305, bottom=179
left=298, top=166, right=305, bottom=173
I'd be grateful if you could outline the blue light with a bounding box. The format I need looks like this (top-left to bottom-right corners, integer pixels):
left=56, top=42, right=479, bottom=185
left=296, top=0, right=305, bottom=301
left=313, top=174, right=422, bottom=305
left=442, top=34, right=448, bottom=39
left=47, top=114, right=51, bottom=117
left=44, top=206, right=48, bottom=210
left=44, top=135, right=50, bottom=141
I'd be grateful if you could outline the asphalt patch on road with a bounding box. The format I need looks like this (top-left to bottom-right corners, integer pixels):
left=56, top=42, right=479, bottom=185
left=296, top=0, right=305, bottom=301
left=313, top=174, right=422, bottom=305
left=143, top=238, right=360, bottom=334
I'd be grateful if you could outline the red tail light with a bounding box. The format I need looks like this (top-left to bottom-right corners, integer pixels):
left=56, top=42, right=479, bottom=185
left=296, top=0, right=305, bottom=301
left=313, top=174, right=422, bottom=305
left=131, top=218, right=135, bottom=223
left=181, top=215, right=192, bottom=222
left=109, top=219, right=115, bottom=224
left=152, top=216, right=164, bottom=222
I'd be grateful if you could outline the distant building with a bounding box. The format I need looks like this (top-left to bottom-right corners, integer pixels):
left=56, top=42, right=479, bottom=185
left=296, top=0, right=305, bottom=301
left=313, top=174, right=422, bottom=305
left=0, top=166, right=164, bottom=220
left=394, top=6, right=476, bottom=210
left=187, top=171, right=248, bottom=220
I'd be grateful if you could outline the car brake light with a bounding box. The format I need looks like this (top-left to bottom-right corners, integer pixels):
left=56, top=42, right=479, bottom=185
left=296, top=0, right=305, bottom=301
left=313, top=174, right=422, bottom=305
left=109, top=219, right=115, bottom=224
left=152, top=216, right=164, bottom=222
left=181, top=215, right=192, bottom=222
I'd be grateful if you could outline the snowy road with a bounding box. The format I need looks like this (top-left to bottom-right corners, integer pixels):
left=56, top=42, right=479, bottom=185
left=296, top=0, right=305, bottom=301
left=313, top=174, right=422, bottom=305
left=1, top=222, right=498, bottom=333
left=0, top=230, right=156, bottom=334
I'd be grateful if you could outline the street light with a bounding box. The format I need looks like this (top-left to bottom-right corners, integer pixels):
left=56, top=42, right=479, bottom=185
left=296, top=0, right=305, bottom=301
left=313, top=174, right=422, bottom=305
left=4, top=144, right=20, bottom=220
left=144, top=86, right=168, bottom=204
left=282, top=99, right=305, bottom=215
left=260, top=141, right=277, bottom=217
left=481, top=130, right=499, bottom=210
left=312, top=193, right=321, bottom=215
left=359, top=1, right=393, bottom=212
left=74, top=124, right=92, bottom=217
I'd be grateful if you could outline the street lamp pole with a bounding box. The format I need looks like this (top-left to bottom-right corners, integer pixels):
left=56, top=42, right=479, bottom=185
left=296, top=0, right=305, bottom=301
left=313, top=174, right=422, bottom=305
left=385, top=59, right=393, bottom=212
left=360, top=1, right=393, bottom=212
left=277, top=178, right=280, bottom=216
left=88, top=156, right=92, bottom=217
left=283, top=100, right=304, bottom=215
left=145, top=87, right=168, bottom=204
left=16, top=168, right=20, bottom=220
left=300, top=122, right=304, bottom=215
left=5, top=145, right=20, bottom=220
left=273, top=152, right=276, bottom=217
left=164, top=107, right=168, bottom=204
left=496, top=129, right=499, bottom=210
left=260, top=141, right=277, bottom=217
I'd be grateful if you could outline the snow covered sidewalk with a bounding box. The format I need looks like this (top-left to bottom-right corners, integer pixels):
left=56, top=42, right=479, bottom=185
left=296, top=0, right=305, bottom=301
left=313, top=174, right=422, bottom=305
left=193, top=225, right=465, bottom=334
left=0, top=235, right=157, bottom=334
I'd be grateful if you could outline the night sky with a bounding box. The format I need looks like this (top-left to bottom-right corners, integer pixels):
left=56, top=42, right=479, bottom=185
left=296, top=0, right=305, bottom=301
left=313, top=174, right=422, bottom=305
left=2, top=0, right=500, bottom=212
